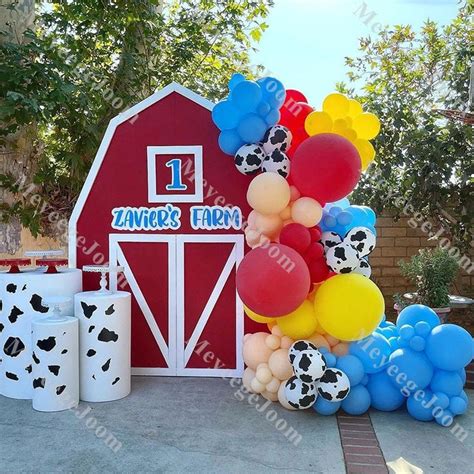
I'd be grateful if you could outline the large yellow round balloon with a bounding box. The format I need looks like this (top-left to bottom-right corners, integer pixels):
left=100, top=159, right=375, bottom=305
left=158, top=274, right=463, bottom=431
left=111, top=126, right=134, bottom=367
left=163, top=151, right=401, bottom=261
left=305, top=111, right=332, bottom=136
left=314, top=274, right=385, bottom=341
left=323, top=93, right=349, bottom=119
left=347, top=99, right=363, bottom=118
left=277, top=300, right=319, bottom=339
left=353, top=139, right=376, bottom=170
left=352, top=113, right=381, bottom=140
left=244, top=305, right=275, bottom=324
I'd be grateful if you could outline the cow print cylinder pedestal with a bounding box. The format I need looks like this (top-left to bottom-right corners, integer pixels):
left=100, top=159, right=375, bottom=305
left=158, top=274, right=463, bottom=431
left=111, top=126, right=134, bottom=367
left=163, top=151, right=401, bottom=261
left=31, top=315, right=79, bottom=412
left=75, top=291, right=131, bottom=402
left=0, top=269, right=82, bottom=399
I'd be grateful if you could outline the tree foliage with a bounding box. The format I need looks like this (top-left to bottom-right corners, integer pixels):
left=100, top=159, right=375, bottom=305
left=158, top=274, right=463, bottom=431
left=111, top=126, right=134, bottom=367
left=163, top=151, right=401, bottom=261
left=0, top=0, right=272, bottom=236
left=339, top=3, right=473, bottom=250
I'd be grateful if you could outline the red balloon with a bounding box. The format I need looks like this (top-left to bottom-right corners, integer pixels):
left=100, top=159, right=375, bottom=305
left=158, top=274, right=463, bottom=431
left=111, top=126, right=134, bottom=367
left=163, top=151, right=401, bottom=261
left=284, top=89, right=308, bottom=104
left=308, top=256, right=330, bottom=283
left=236, top=244, right=310, bottom=317
left=309, top=226, right=322, bottom=242
left=303, top=242, right=324, bottom=264
left=280, top=102, right=313, bottom=132
left=291, top=133, right=362, bottom=203
left=280, top=223, right=312, bottom=255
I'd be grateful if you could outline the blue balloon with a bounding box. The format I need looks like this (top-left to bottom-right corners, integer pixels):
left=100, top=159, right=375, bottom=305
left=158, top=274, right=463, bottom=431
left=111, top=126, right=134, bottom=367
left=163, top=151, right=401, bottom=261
left=425, top=324, right=474, bottom=371
left=388, top=336, right=400, bottom=351
left=366, top=371, right=405, bottom=411
left=324, top=353, right=337, bottom=368
left=265, top=108, right=280, bottom=127
left=396, top=304, right=440, bottom=329
left=409, top=335, right=426, bottom=352
left=433, top=391, right=450, bottom=409
left=458, top=368, right=466, bottom=385
left=415, top=321, right=431, bottom=337
left=257, top=101, right=271, bottom=116
left=450, top=396, right=468, bottom=415
left=360, top=374, right=369, bottom=385
left=399, top=324, right=415, bottom=341
left=231, top=80, right=262, bottom=113
left=337, top=211, right=352, bottom=226
left=257, top=77, right=286, bottom=109
left=350, top=332, right=392, bottom=374
left=430, top=370, right=463, bottom=397
left=313, top=397, right=341, bottom=415
left=359, top=206, right=376, bottom=226
left=459, top=390, right=468, bottom=404
left=434, top=408, right=454, bottom=427
left=407, top=390, right=435, bottom=421
left=345, top=206, right=377, bottom=235
left=336, top=355, right=365, bottom=386
left=388, top=348, right=434, bottom=393
left=341, top=385, right=371, bottom=415
left=218, top=130, right=244, bottom=155
left=325, top=198, right=350, bottom=210
left=237, top=114, right=267, bottom=143
left=228, top=73, right=245, bottom=90
left=212, top=100, right=241, bottom=130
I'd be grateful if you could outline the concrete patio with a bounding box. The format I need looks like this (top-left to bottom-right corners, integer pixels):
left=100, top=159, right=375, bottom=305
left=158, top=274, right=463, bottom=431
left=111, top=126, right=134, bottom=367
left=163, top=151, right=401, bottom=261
left=0, top=377, right=472, bottom=473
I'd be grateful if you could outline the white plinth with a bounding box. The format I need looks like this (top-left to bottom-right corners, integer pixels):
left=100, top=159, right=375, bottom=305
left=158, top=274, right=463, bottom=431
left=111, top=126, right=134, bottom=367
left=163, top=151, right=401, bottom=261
left=0, top=268, right=82, bottom=399
left=31, top=315, right=79, bottom=412
left=75, top=291, right=131, bottom=402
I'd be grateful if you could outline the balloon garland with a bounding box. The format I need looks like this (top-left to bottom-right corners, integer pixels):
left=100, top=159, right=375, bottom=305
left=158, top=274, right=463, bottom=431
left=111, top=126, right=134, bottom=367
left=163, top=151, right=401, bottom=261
left=213, top=74, right=473, bottom=425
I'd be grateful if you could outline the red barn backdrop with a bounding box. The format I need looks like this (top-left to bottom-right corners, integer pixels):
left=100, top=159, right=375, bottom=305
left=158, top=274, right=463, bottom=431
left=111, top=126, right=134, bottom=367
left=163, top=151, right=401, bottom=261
left=69, top=83, right=260, bottom=377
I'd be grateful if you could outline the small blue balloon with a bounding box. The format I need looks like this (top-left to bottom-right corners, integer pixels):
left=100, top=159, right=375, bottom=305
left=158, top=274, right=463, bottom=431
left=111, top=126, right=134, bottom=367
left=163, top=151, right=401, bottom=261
left=388, top=336, right=400, bottom=351
left=257, top=101, right=271, bottom=116
left=324, top=353, right=337, bottom=368
left=265, top=108, right=280, bottom=127
left=388, top=348, right=434, bottom=393
left=349, top=332, right=392, bottom=374
left=336, top=355, right=365, bottom=386
left=399, top=324, right=415, bottom=341
left=341, top=385, right=371, bottom=415
left=329, top=206, right=342, bottom=217
left=407, top=390, right=435, bottom=421
left=237, top=114, right=267, bottom=143
left=433, top=391, right=450, bottom=409
left=218, top=130, right=244, bottom=155
left=450, top=396, right=468, bottom=415
left=313, top=397, right=341, bottom=415
left=360, top=374, right=369, bottom=385
left=322, top=214, right=337, bottom=229
left=459, top=390, right=468, bottom=404
left=231, top=80, right=262, bottom=113
left=366, top=371, right=405, bottom=411
left=228, top=73, right=245, bottom=90
left=458, top=369, right=466, bottom=385
left=359, top=206, right=377, bottom=226
left=415, top=321, right=431, bottom=337
left=434, top=408, right=454, bottom=427
left=325, top=198, right=350, bottom=210
left=396, top=304, right=440, bottom=329
left=425, top=324, right=474, bottom=372
left=257, top=77, right=286, bottom=109
left=337, top=211, right=352, bottom=226
left=409, top=335, right=426, bottom=352
left=212, top=100, right=241, bottom=130
left=430, top=370, right=463, bottom=397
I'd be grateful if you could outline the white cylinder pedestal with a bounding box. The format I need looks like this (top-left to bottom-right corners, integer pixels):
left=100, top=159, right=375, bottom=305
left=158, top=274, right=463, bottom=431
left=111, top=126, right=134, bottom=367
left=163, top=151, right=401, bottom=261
left=75, top=291, right=131, bottom=402
left=31, top=315, right=79, bottom=412
left=0, top=269, right=82, bottom=399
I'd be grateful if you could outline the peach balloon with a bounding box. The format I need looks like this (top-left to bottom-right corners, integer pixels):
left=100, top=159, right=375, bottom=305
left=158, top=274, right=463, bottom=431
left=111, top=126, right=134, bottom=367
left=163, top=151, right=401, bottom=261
left=245, top=228, right=261, bottom=248
left=325, top=335, right=340, bottom=347
left=247, top=210, right=258, bottom=228
left=289, top=185, right=301, bottom=202
left=280, top=336, right=294, bottom=349
left=332, top=342, right=349, bottom=356
left=267, top=321, right=277, bottom=331
left=271, top=325, right=283, bottom=337
left=278, top=381, right=297, bottom=410
left=265, top=334, right=281, bottom=350
left=243, top=332, right=273, bottom=370
left=279, top=205, right=292, bottom=221
left=242, top=367, right=255, bottom=392
left=251, top=378, right=266, bottom=393
left=268, top=349, right=293, bottom=380
left=255, top=212, right=283, bottom=236
left=256, top=365, right=273, bottom=385
left=266, top=377, right=281, bottom=393
left=262, top=390, right=279, bottom=402
left=247, top=172, right=291, bottom=215
left=307, top=333, right=331, bottom=351
left=291, top=197, right=323, bottom=227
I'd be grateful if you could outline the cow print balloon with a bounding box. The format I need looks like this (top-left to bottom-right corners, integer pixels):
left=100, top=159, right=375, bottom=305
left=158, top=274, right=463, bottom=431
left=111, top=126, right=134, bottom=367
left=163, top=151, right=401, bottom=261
left=284, top=375, right=317, bottom=409
left=345, top=226, right=376, bottom=257
left=353, top=258, right=372, bottom=278
left=261, top=125, right=292, bottom=154
left=292, top=349, right=327, bottom=384
left=234, top=144, right=265, bottom=175
left=288, top=340, right=319, bottom=365
left=326, top=242, right=360, bottom=274
left=262, top=149, right=290, bottom=178
left=317, top=368, right=351, bottom=402
left=321, top=231, right=342, bottom=251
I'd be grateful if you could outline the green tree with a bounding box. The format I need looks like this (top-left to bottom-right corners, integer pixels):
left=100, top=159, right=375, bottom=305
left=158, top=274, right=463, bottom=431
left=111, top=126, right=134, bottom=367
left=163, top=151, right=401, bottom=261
left=339, top=3, right=473, bottom=250
left=0, top=0, right=272, bottom=241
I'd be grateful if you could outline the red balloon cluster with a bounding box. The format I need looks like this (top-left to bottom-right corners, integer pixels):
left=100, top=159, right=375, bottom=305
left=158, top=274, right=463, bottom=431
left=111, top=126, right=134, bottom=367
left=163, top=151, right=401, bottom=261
left=279, top=90, right=313, bottom=155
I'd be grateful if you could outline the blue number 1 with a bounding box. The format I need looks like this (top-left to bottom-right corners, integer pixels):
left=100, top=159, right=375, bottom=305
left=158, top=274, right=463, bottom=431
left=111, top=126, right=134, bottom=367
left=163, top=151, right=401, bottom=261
left=165, top=158, right=187, bottom=191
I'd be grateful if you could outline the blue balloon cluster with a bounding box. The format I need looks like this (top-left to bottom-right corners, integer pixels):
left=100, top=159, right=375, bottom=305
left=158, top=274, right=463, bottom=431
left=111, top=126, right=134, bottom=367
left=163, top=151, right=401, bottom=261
left=312, top=305, right=473, bottom=425
left=320, top=204, right=377, bottom=237
left=212, top=73, right=286, bottom=155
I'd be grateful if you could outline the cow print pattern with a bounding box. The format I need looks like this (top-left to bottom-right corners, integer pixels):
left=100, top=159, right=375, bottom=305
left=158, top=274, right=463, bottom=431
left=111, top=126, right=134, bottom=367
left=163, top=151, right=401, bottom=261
left=317, top=368, right=351, bottom=402
left=37, top=336, right=57, bottom=352
left=284, top=376, right=317, bottom=410
left=98, top=328, right=118, bottom=343
left=262, top=149, right=290, bottom=178
left=30, top=294, right=48, bottom=313
left=234, top=144, right=265, bottom=175
left=288, top=340, right=319, bottom=364
left=105, top=305, right=115, bottom=316
left=321, top=231, right=343, bottom=251
left=8, top=306, right=24, bottom=324
left=4, top=337, right=25, bottom=358
left=6, top=284, right=17, bottom=293
left=293, top=349, right=327, bottom=384
left=262, top=125, right=292, bottom=154
left=81, top=301, right=98, bottom=319
left=326, top=242, right=360, bottom=274
left=345, top=226, right=376, bottom=258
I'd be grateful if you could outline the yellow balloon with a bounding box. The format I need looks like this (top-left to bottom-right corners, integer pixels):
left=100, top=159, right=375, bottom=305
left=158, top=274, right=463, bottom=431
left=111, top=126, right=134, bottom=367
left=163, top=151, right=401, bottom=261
left=347, top=99, right=363, bottom=118
left=353, top=139, right=376, bottom=170
left=277, top=300, right=319, bottom=340
left=314, top=274, right=385, bottom=341
left=338, top=127, right=358, bottom=142
left=323, top=93, right=350, bottom=119
left=332, top=118, right=350, bottom=134
left=305, top=111, right=333, bottom=136
left=352, top=113, right=381, bottom=140
left=244, top=305, right=275, bottom=324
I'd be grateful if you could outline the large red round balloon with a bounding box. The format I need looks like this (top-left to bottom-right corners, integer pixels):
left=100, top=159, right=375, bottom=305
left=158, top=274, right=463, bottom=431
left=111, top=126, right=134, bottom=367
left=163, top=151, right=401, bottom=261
left=291, top=133, right=361, bottom=204
left=280, top=102, right=313, bottom=133
left=236, top=244, right=310, bottom=317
